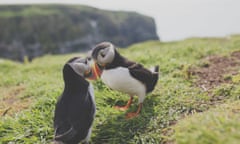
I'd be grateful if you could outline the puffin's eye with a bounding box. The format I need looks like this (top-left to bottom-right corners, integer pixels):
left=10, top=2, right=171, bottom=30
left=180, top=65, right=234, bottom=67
left=100, top=51, right=105, bottom=57
left=87, top=57, right=92, bottom=61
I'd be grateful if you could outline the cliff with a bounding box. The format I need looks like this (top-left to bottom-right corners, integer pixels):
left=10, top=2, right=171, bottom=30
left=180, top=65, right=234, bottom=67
left=0, top=5, right=159, bottom=61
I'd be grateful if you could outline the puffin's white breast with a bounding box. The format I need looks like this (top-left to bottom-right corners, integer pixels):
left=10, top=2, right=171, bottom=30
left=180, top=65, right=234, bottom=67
left=101, top=67, right=146, bottom=96
left=88, top=84, right=96, bottom=114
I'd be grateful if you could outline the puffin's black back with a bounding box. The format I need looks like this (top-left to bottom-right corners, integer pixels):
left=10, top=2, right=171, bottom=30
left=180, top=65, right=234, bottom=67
left=104, top=49, right=135, bottom=69
left=54, top=63, right=95, bottom=144
left=104, top=49, right=159, bottom=93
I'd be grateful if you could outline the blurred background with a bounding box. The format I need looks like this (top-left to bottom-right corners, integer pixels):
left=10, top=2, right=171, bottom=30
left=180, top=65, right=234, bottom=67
left=0, top=0, right=240, bottom=62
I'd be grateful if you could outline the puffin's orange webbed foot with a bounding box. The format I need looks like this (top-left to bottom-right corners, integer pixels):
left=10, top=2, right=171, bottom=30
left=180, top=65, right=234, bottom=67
left=125, top=112, right=140, bottom=119
left=113, top=96, right=133, bottom=111
left=125, top=103, right=143, bottom=120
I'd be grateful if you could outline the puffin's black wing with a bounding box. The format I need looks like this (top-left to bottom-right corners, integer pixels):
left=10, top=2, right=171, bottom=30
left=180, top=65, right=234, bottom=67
left=54, top=91, right=95, bottom=143
left=67, top=91, right=95, bottom=143
left=54, top=124, right=77, bottom=142
left=128, top=64, right=154, bottom=93
left=54, top=93, right=76, bottom=141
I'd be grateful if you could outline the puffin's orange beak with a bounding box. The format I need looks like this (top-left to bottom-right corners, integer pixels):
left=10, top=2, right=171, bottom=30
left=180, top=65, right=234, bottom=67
left=87, top=62, right=102, bottom=80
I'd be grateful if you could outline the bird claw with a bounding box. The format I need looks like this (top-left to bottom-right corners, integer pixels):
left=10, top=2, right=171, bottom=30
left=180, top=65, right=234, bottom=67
left=125, top=112, right=139, bottom=119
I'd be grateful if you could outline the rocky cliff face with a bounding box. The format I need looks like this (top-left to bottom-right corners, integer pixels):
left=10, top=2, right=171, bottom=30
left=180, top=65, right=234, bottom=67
left=0, top=5, right=159, bottom=61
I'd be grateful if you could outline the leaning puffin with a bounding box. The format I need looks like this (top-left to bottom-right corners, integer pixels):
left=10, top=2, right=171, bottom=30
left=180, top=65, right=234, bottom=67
left=91, top=42, right=159, bottom=119
left=53, top=57, right=96, bottom=144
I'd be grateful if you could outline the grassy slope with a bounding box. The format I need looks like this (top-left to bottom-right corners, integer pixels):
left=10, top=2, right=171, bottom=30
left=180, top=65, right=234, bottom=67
left=174, top=101, right=240, bottom=144
left=0, top=35, right=240, bottom=143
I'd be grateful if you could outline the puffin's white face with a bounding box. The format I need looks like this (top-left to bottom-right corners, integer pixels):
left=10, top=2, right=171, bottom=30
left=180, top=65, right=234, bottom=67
left=68, top=57, right=91, bottom=77
left=92, top=42, right=115, bottom=66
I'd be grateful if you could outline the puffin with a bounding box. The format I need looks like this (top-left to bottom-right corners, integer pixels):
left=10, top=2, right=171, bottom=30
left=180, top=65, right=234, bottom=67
left=91, top=42, right=159, bottom=119
left=53, top=57, right=96, bottom=144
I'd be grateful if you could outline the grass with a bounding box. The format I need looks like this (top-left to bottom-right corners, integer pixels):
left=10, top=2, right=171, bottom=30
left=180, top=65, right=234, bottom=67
left=174, top=100, right=240, bottom=144
left=0, top=35, right=240, bottom=143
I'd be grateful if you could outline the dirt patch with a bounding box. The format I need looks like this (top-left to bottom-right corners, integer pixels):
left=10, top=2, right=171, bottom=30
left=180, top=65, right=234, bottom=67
left=189, top=51, right=240, bottom=91
left=163, top=51, right=240, bottom=144
left=0, top=85, right=32, bottom=116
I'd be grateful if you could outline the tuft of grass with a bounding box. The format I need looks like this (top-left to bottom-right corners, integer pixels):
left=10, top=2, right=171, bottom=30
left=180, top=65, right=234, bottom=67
left=232, top=74, right=240, bottom=84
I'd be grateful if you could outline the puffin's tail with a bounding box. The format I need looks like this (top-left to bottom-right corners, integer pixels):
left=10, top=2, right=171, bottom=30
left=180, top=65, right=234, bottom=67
left=153, top=65, right=159, bottom=83
left=149, top=65, right=159, bottom=93
left=153, top=65, right=159, bottom=73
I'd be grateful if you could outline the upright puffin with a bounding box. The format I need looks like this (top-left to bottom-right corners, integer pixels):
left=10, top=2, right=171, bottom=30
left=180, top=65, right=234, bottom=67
left=53, top=57, right=96, bottom=144
left=91, top=42, right=159, bottom=119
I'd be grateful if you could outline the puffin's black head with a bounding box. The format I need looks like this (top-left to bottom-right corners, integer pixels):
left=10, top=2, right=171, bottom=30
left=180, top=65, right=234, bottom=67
left=91, top=42, right=115, bottom=67
left=67, top=57, right=92, bottom=77
left=63, top=57, right=92, bottom=84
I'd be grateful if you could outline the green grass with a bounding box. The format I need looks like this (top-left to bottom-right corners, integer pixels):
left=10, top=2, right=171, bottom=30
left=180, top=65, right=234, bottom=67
left=174, top=100, right=240, bottom=144
left=0, top=35, right=240, bottom=143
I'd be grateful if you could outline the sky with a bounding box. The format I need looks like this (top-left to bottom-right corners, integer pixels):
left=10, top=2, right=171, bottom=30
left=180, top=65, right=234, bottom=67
left=0, top=0, right=240, bottom=42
